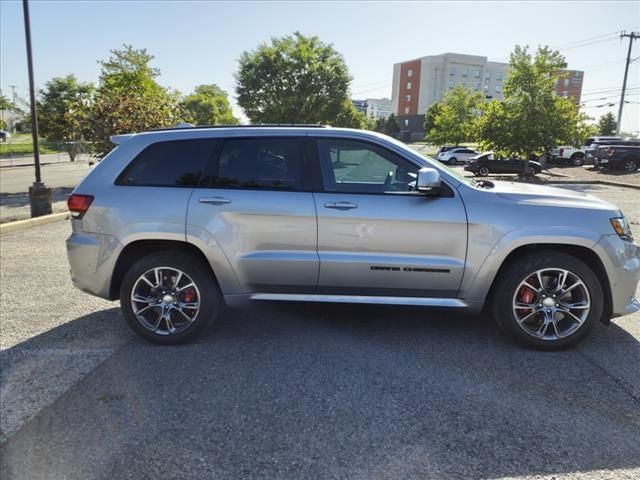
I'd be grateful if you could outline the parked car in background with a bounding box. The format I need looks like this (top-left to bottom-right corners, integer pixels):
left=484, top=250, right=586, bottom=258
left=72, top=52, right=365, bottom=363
left=584, top=136, right=623, bottom=165
left=549, top=146, right=586, bottom=166
left=435, top=145, right=459, bottom=156
left=0, top=130, right=10, bottom=142
left=594, top=141, right=640, bottom=172
left=436, top=147, right=477, bottom=165
left=465, top=152, right=542, bottom=177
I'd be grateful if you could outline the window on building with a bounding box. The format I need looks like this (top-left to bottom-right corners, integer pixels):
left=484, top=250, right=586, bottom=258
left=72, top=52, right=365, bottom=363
left=407, top=81, right=412, bottom=90
left=448, top=79, right=454, bottom=88
left=485, top=71, right=491, bottom=80
left=404, top=107, right=410, bottom=114
left=474, top=70, right=481, bottom=78
left=475, top=82, right=481, bottom=91
left=563, top=78, right=569, bottom=87
left=495, top=86, right=502, bottom=94
left=449, top=66, right=456, bottom=76
left=407, top=69, right=413, bottom=77
left=462, top=68, right=468, bottom=77
left=562, top=90, right=568, bottom=97
left=575, top=71, right=581, bottom=78
left=404, top=119, right=409, bottom=126
left=406, top=94, right=411, bottom=101
left=497, top=73, right=503, bottom=81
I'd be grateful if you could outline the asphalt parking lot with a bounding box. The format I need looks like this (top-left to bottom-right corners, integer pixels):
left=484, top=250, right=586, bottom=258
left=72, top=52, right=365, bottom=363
left=1, top=185, right=639, bottom=479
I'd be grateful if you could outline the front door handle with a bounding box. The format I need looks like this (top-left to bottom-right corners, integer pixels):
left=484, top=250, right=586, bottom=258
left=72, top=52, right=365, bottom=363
left=324, top=201, right=358, bottom=210
left=199, top=196, right=231, bottom=205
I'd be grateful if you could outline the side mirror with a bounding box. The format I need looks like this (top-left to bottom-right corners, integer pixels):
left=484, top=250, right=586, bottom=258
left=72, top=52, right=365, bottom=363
left=417, top=167, right=441, bottom=194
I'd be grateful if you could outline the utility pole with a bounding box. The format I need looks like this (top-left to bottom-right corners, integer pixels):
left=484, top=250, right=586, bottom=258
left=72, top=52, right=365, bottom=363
left=616, top=31, right=639, bottom=136
left=9, top=85, right=18, bottom=109
left=22, top=0, right=52, bottom=217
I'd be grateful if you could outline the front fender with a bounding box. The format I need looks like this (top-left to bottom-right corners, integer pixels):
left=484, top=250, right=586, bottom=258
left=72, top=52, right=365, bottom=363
left=460, top=226, right=602, bottom=305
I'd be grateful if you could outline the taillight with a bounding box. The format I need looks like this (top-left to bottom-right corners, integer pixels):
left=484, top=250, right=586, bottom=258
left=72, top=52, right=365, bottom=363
left=559, top=148, right=564, bottom=156
left=67, top=194, right=94, bottom=218
left=608, top=148, right=615, bottom=157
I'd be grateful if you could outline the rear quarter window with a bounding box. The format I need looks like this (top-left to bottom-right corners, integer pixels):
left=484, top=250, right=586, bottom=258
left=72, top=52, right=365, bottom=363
left=117, top=139, right=221, bottom=187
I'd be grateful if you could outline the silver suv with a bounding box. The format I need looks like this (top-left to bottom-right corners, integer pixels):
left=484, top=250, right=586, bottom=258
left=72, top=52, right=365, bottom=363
left=66, top=126, right=640, bottom=349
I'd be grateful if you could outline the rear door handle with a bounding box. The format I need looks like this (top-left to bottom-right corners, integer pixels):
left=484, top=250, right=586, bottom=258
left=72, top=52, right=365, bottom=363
left=199, top=196, right=231, bottom=205
left=324, top=201, right=358, bottom=210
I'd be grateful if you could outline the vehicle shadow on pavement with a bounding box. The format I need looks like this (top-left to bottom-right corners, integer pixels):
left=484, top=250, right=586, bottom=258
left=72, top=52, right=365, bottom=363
left=1, top=303, right=639, bottom=480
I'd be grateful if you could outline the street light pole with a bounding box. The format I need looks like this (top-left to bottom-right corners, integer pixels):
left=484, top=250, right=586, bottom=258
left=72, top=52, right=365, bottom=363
left=22, top=0, right=51, bottom=217
left=616, top=31, right=639, bottom=136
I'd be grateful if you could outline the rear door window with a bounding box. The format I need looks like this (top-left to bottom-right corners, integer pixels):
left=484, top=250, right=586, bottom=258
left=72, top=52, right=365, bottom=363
left=117, top=139, right=220, bottom=187
left=203, top=138, right=305, bottom=190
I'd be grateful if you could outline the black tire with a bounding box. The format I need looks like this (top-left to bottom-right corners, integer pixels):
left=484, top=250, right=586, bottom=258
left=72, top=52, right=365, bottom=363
left=491, top=251, right=603, bottom=350
left=448, top=157, right=457, bottom=165
left=571, top=154, right=585, bottom=166
left=622, top=156, right=638, bottom=172
left=524, top=165, right=536, bottom=176
left=477, top=166, right=490, bottom=177
left=120, top=250, right=221, bottom=345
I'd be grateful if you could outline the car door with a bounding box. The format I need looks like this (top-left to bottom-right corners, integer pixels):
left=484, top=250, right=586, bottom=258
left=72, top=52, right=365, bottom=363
left=312, top=137, right=468, bottom=298
left=187, top=136, right=318, bottom=294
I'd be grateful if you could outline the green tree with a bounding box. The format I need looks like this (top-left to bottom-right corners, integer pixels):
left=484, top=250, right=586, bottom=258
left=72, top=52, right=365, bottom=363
left=423, top=102, right=442, bottom=137
left=331, top=100, right=370, bottom=128
left=181, top=84, right=238, bottom=125
left=383, top=114, right=400, bottom=137
left=0, top=94, right=11, bottom=111
left=37, top=75, right=94, bottom=161
left=235, top=32, right=351, bottom=124
left=426, top=85, right=484, bottom=146
left=597, top=112, right=617, bottom=136
left=86, top=45, right=184, bottom=156
left=477, top=46, right=579, bottom=159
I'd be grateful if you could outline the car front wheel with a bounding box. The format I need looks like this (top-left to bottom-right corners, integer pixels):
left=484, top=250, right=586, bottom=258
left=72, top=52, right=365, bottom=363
left=477, top=166, right=490, bottom=177
left=492, top=252, right=602, bottom=349
left=622, top=157, right=638, bottom=172
left=120, top=250, right=221, bottom=344
left=448, top=157, right=457, bottom=165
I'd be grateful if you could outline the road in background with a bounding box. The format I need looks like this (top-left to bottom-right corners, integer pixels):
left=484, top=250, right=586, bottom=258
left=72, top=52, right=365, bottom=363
left=1, top=183, right=639, bottom=479
left=0, top=161, right=93, bottom=222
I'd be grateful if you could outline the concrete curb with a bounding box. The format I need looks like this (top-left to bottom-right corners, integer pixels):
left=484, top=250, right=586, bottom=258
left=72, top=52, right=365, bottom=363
left=545, top=179, right=640, bottom=190
left=0, top=212, right=69, bottom=234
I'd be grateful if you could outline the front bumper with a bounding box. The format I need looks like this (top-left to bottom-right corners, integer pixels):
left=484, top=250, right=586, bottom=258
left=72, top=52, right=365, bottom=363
left=594, top=235, right=640, bottom=318
left=66, top=228, right=123, bottom=300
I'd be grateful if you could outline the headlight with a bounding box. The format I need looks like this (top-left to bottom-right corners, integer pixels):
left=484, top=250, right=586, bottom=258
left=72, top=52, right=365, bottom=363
left=610, top=216, right=634, bottom=241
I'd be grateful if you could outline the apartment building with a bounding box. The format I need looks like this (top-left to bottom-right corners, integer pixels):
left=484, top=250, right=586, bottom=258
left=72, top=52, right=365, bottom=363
left=553, top=69, right=584, bottom=105
left=391, top=53, right=510, bottom=140
left=351, top=98, right=393, bottom=120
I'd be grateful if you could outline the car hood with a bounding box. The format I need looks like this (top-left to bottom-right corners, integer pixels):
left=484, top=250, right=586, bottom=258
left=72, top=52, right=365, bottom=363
left=490, top=181, right=618, bottom=211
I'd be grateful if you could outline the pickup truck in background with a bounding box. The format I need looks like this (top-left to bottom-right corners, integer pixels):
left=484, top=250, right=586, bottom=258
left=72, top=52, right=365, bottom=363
left=594, top=141, right=640, bottom=172
left=549, top=145, right=586, bottom=166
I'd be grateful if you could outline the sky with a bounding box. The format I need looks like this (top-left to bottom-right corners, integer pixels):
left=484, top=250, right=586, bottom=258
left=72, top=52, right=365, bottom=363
left=1, top=0, right=639, bottom=132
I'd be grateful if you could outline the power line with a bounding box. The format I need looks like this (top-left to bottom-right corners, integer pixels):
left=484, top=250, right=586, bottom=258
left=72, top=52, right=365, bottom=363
left=551, top=31, right=620, bottom=49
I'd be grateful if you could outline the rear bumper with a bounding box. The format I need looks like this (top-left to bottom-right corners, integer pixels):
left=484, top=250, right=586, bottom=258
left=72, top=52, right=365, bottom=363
left=594, top=235, right=640, bottom=318
left=66, top=229, right=122, bottom=300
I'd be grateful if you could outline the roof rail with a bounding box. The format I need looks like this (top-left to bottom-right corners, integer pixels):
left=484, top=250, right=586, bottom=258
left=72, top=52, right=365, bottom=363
left=148, top=123, right=328, bottom=132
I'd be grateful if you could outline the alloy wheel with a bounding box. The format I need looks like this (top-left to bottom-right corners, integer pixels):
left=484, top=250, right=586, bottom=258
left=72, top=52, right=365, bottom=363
left=512, top=268, right=590, bottom=341
left=130, top=267, right=201, bottom=335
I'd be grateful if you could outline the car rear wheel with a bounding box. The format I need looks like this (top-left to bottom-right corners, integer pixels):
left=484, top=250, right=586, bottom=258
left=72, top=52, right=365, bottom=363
left=524, top=165, right=536, bottom=176
left=120, top=250, right=221, bottom=344
left=491, top=252, right=602, bottom=350
left=477, top=166, right=490, bottom=177
left=622, top=157, right=638, bottom=172
left=448, top=157, right=457, bottom=165
left=571, top=154, right=585, bottom=166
